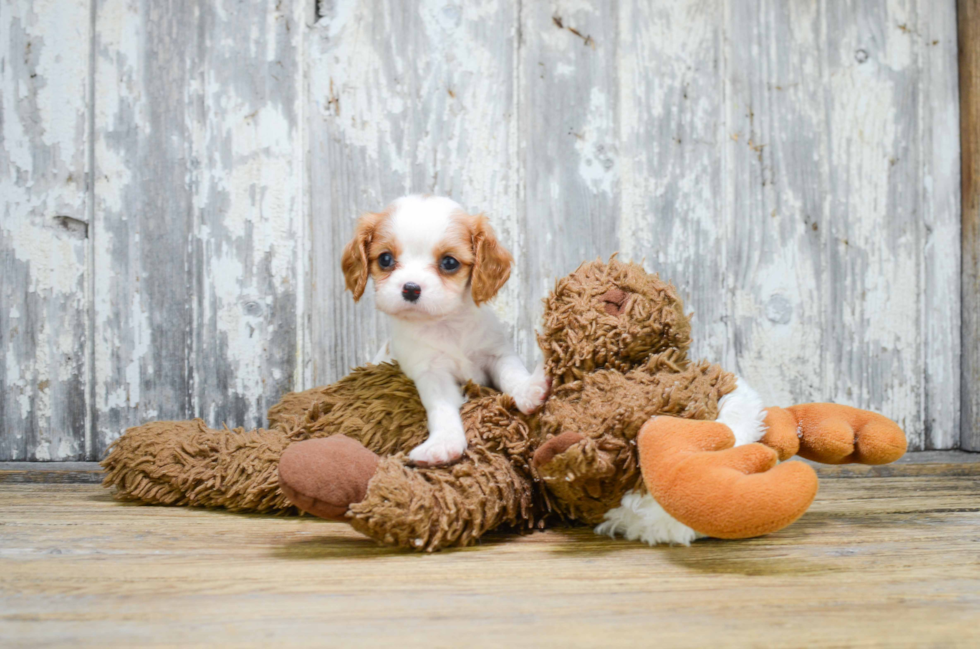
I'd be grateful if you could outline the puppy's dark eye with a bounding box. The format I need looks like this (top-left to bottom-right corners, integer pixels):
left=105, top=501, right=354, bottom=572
left=440, top=256, right=460, bottom=273
left=378, top=252, right=395, bottom=270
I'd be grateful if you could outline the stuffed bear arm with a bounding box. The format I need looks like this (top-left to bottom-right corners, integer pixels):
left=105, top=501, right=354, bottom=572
left=530, top=358, right=736, bottom=524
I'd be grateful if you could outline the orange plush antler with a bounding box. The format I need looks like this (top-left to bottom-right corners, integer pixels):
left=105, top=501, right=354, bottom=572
left=761, top=404, right=907, bottom=465
left=638, top=417, right=819, bottom=540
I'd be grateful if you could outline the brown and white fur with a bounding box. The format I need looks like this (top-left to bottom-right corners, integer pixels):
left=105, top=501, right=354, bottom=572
left=341, top=195, right=548, bottom=466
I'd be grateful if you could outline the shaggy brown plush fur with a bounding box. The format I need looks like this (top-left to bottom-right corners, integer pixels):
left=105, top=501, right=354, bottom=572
left=533, top=355, right=735, bottom=524
left=529, top=258, right=734, bottom=524
left=539, top=257, right=693, bottom=386
left=101, top=420, right=296, bottom=513
left=102, top=258, right=735, bottom=550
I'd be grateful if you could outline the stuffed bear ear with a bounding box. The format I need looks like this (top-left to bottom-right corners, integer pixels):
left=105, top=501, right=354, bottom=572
left=600, top=288, right=630, bottom=315
left=341, top=212, right=385, bottom=301
left=469, top=214, right=513, bottom=305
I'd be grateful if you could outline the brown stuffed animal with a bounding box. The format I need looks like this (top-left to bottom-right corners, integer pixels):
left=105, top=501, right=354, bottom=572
left=102, top=365, right=539, bottom=551
left=102, top=258, right=907, bottom=551
left=522, top=260, right=905, bottom=544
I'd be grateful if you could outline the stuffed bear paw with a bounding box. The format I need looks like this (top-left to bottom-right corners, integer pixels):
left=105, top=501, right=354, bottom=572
left=278, top=436, right=380, bottom=520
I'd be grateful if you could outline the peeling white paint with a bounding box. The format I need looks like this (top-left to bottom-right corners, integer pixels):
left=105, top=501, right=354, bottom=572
left=0, top=0, right=964, bottom=460
left=1, top=0, right=91, bottom=461
left=574, top=87, right=617, bottom=195
left=34, top=441, right=51, bottom=462
left=616, top=0, right=959, bottom=449
left=87, top=0, right=307, bottom=453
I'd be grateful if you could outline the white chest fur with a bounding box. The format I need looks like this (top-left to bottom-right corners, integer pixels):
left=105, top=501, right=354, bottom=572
left=386, top=306, right=509, bottom=386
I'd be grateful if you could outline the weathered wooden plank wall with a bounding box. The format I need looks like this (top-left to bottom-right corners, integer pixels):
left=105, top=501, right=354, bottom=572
left=1, top=0, right=92, bottom=460
left=310, top=0, right=961, bottom=452
left=960, top=0, right=980, bottom=452
left=89, top=0, right=307, bottom=458
left=89, top=0, right=308, bottom=458
left=518, top=2, right=621, bottom=354
left=0, top=0, right=964, bottom=459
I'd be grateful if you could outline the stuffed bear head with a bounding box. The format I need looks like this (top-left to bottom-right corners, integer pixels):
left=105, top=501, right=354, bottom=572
left=538, top=257, right=693, bottom=387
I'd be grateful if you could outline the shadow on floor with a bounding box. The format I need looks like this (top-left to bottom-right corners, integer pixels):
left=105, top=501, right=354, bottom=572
left=271, top=525, right=528, bottom=559
left=272, top=535, right=413, bottom=560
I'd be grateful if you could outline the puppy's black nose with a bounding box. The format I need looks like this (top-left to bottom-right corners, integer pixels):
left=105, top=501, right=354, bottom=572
left=402, top=282, right=421, bottom=302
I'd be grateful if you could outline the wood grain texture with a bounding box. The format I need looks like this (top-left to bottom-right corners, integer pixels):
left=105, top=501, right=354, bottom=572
left=960, top=0, right=980, bottom=451
left=4, top=451, right=979, bottom=485
left=0, top=462, right=104, bottom=484
left=90, top=0, right=307, bottom=457
left=619, top=0, right=961, bottom=450
left=308, top=0, right=962, bottom=449
left=617, top=0, right=728, bottom=365
left=0, top=0, right=92, bottom=461
left=920, top=1, right=963, bottom=449
left=517, top=1, right=621, bottom=358
left=0, top=0, right=966, bottom=458
left=2, top=477, right=979, bottom=646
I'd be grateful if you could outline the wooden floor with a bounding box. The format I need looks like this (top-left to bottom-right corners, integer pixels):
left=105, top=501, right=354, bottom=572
left=2, top=472, right=980, bottom=647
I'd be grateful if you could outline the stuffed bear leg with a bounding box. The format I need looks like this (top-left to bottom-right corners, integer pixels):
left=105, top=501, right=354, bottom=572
left=761, top=404, right=907, bottom=465
left=101, top=420, right=296, bottom=512
left=101, top=364, right=438, bottom=512
left=100, top=413, right=417, bottom=514
left=279, top=435, right=537, bottom=552
left=637, top=416, right=819, bottom=539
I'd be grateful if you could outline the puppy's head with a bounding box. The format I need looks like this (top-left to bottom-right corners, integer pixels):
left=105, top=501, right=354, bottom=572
left=341, top=195, right=512, bottom=319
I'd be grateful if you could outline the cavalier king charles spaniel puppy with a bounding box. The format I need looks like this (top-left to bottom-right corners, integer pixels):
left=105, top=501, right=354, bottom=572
left=341, top=194, right=548, bottom=466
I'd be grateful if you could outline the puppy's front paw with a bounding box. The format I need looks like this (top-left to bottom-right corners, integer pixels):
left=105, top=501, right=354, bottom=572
left=511, top=364, right=550, bottom=415
left=408, top=434, right=468, bottom=467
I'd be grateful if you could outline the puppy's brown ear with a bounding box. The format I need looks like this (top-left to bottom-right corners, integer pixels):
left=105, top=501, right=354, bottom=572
left=470, top=214, right=513, bottom=305
left=341, top=212, right=384, bottom=301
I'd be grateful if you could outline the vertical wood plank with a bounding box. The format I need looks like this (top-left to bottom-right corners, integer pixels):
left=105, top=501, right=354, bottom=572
left=518, top=0, right=620, bottom=357
left=0, top=0, right=92, bottom=460
left=620, top=0, right=959, bottom=450
left=92, top=0, right=195, bottom=450
left=711, top=0, right=959, bottom=450
left=309, top=0, right=521, bottom=381
left=919, top=0, right=961, bottom=449
left=960, top=0, right=980, bottom=451
left=718, top=0, right=828, bottom=408
left=817, top=0, right=959, bottom=449
left=617, top=1, right=728, bottom=365
left=186, top=0, right=307, bottom=431
left=91, top=0, right=306, bottom=455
